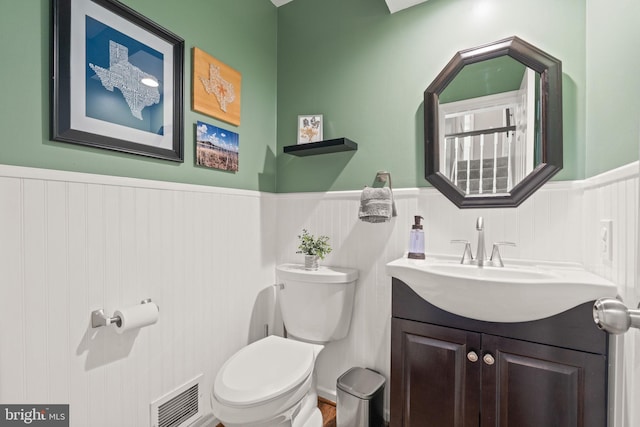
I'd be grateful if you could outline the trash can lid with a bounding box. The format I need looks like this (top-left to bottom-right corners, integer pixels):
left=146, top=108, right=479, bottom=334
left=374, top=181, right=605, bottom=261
left=337, top=367, right=385, bottom=400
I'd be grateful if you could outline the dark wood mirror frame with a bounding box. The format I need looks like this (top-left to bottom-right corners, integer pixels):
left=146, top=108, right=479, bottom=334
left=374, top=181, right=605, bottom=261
left=424, top=36, right=563, bottom=208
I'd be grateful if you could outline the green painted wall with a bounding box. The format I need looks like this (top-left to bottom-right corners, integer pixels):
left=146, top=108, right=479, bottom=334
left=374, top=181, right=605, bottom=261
left=0, top=0, right=278, bottom=192
left=586, top=0, right=640, bottom=177
left=2, top=0, right=637, bottom=193
left=276, top=0, right=586, bottom=192
left=439, top=56, right=526, bottom=104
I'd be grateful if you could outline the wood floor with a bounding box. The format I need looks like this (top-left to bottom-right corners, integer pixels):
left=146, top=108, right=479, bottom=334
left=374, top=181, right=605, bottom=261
left=215, top=398, right=336, bottom=427
left=318, top=397, right=337, bottom=427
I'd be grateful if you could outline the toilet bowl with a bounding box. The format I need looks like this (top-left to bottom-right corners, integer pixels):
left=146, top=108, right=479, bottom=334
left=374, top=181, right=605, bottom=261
left=212, top=264, right=358, bottom=427
left=211, top=336, right=323, bottom=426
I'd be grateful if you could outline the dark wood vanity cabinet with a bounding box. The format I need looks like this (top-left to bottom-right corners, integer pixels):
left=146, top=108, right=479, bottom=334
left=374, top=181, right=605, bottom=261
left=391, top=318, right=481, bottom=426
left=390, top=278, right=609, bottom=427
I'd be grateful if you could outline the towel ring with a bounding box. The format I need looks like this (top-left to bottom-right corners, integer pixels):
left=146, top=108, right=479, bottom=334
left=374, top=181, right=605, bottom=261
left=375, top=171, right=392, bottom=190
left=374, top=171, right=397, bottom=217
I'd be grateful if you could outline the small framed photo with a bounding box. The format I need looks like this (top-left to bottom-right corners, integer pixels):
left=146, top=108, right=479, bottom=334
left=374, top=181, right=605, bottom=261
left=196, top=120, right=239, bottom=172
left=297, top=114, right=323, bottom=144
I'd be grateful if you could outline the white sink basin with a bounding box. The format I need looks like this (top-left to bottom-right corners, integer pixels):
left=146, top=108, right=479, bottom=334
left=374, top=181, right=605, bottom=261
left=386, top=256, right=617, bottom=322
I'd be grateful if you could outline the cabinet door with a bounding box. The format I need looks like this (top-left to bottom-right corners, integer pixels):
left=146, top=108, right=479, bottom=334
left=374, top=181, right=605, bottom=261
left=391, top=318, right=481, bottom=427
left=481, top=334, right=607, bottom=427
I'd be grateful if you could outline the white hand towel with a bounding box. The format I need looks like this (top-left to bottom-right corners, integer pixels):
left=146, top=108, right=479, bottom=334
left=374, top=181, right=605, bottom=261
left=358, top=186, right=397, bottom=223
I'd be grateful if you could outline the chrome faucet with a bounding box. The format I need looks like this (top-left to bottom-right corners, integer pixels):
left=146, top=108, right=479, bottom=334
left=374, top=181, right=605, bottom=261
left=451, top=216, right=515, bottom=267
left=475, top=216, right=486, bottom=266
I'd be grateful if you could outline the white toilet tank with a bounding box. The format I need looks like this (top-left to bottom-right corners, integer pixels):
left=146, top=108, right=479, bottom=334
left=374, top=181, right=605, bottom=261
left=276, top=264, right=358, bottom=344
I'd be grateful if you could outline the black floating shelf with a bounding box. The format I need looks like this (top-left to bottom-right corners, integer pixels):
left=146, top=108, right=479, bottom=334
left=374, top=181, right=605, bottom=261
left=283, top=138, right=358, bottom=157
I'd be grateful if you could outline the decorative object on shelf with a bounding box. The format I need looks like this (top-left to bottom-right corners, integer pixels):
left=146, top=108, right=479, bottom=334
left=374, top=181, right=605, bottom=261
left=51, top=0, right=184, bottom=162
left=196, top=120, right=239, bottom=172
left=297, top=114, right=323, bottom=144
left=192, top=47, right=242, bottom=126
left=296, top=229, right=332, bottom=270
left=283, top=137, right=358, bottom=156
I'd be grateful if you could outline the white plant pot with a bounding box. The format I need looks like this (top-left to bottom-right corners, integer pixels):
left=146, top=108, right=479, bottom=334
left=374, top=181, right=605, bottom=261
left=304, top=255, right=319, bottom=270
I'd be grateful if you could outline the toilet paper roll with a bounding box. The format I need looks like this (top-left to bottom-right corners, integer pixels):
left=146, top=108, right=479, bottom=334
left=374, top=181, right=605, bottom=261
left=113, top=302, right=159, bottom=334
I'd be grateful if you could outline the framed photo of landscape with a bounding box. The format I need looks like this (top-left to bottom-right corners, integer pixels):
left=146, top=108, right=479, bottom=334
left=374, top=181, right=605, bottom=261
left=51, top=0, right=185, bottom=162
left=196, top=120, right=239, bottom=172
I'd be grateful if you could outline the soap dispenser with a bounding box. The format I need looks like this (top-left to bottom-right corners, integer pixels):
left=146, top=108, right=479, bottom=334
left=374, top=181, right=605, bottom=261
left=408, top=215, right=425, bottom=259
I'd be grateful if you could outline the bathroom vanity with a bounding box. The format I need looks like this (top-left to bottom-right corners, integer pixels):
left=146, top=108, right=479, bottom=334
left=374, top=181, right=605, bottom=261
left=389, top=278, right=609, bottom=427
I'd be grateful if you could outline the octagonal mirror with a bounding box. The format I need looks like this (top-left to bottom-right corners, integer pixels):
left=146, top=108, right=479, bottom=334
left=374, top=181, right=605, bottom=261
left=424, top=36, right=563, bottom=208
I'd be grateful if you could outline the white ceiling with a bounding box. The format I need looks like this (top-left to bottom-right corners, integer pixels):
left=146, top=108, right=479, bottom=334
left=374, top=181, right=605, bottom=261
left=270, top=0, right=428, bottom=14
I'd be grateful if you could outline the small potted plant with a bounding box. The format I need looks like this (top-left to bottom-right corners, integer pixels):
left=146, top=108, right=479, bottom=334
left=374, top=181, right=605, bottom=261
left=296, top=229, right=332, bottom=270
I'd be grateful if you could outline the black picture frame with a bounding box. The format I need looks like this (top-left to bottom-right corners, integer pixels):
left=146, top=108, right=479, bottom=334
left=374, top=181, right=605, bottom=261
left=52, top=0, right=184, bottom=162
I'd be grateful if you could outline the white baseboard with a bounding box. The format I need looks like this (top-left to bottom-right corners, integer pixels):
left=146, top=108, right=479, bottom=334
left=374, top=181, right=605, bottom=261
left=316, top=385, right=337, bottom=403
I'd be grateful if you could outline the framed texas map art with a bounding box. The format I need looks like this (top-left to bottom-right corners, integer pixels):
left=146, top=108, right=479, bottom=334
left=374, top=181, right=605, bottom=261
left=192, top=47, right=242, bottom=126
left=51, top=0, right=184, bottom=162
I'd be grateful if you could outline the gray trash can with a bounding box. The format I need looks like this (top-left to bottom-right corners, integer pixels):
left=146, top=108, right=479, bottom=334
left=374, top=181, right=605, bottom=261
left=336, top=367, right=385, bottom=427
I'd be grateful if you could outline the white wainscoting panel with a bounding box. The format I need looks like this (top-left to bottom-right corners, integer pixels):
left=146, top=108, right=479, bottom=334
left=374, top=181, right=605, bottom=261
left=276, top=166, right=639, bottom=424
left=2, top=162, right=639, bottom=426
left=581, top=161, right=639, bottom=427
left=276, top=180, right=586, bottom=405
left=0, top=166, right=277, bottom=427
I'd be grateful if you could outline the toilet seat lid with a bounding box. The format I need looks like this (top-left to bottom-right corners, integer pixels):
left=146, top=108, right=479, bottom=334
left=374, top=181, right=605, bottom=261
left=214, top=335, right=321, bottom=407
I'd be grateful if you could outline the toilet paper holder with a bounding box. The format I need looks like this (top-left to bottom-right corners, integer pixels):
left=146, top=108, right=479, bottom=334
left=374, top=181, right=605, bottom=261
left=91, top=298, right=156, bottom=329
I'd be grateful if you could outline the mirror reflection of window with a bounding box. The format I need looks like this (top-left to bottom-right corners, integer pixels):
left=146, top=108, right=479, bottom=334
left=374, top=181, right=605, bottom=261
left=441, top=106, right=514, bottom=195
left=438, top=57, right=541, bottom=196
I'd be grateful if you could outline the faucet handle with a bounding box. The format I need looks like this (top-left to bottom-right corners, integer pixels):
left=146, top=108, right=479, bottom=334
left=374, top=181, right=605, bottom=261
left=490, top=241, right=516, bottom=267
left=451, top=240, right=473, bottom=264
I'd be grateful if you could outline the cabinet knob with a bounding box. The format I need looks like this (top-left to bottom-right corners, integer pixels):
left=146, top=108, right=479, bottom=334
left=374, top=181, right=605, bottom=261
left=483, top=353, right=495, bottom=365
left=467, top=351, right=479, bottom=362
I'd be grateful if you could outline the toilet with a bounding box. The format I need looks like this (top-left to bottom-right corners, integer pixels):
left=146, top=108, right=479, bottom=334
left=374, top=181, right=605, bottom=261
left=211, top=263, right=358, bottom=427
